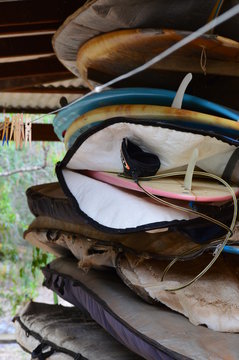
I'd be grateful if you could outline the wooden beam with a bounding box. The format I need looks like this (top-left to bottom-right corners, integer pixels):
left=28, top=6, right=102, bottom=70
left=0, top=56, right=67, bottom=78
left=0, top=56, right=75, bottom=90
left=0, top=34, right=54, bottom=58
left=4, top=86, right=88, bottom=94
left=32, top=123, right=60, bottom=141
left=0, top=0, right=86, bottom=27
left=0, top=73, right=75, bottom=91
left=0, top=123, right=60, bottom=141
left=0, top=23, right=57, bottom=38
left=0, top=107, right=58, bottom=114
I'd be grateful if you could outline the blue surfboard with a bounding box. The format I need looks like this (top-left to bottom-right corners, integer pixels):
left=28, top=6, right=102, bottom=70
left=53, top=87, right=239, bottom=141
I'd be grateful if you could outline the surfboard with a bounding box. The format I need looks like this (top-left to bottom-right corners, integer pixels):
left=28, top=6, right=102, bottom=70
left=64, top=104, right=239, bottom=149
left=77, top=28, right=239, bottom=89
left=53, top=0, right=239, bottom=109
left=43, top=256, right=239, bottom=358
left=85, top=170, right=239, bottom=203
left=53, top=0, right=227, bottom=78
left=53, top=87, right=239, bottom=141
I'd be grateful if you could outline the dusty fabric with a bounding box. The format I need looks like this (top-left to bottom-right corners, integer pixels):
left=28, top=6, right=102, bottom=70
left=25, top=213, right=237, bottom=261
left=117, top=253, right=239, bottom=332
left=14, top=301, right=140, bottom=359
left=57, top=119, right=237, bottom=233
left=26, top=181, right=236, bottom=256
left=43, top=257, right=239, bottom=360
left=26, top=182, right=85, bottom=224
left=24, top=228, right=117, bottom=270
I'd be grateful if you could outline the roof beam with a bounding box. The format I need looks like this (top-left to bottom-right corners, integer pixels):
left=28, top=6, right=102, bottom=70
left=0, top=0, right=86, bottom=27
left=3, top=87, right=88, bottom=94
left=0, top=23, right=57, bottom=38
left=0, top=123, right=60, bottom=141
left=0, top=34, right=54, bottom=58
left=0, top=56, right=75, bottom=90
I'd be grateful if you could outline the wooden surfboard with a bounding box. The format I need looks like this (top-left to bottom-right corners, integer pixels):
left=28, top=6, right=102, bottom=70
left=85, top=170, right=239, bottom=202
left=64, top=104, right=239, bottom=148
left=54, top=0, right=225, bottom=79
left=53, top=1, right=239, bottom=109
left=77, top=28, right=239, bottom=89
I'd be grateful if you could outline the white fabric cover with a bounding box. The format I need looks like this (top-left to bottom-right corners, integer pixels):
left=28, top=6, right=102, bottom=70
left=67, top=123, right=235, bottom=174
left=62, top=122, right=235, bottom=229
left=63, top=169, right=197, bottom=229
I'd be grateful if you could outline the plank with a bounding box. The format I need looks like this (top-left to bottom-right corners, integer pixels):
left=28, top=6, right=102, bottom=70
left=0, top=0, right=86, bottom=27
left=0, top=56, right=74, bottom=90
left=0, top=34, right=54, bottom=58
left=0, top=23, right=57, bottom=37
left=0, top=56, right=67, bottom=78
left=0, top=334, right=16, bottom=344
left=4, top=87, right=88, bottom=94
left=0, top=123, right=60, bottom=141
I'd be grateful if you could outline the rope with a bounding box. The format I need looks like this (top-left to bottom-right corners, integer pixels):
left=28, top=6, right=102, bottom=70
left=133, top=171, right=237, bottom=291
left=200, top=47, right=207, bottom=75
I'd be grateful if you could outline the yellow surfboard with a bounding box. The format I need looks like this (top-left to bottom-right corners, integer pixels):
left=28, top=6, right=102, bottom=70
left=64, top=104, right=239, bottom=148
left=77, top=28, right=239, bottom=89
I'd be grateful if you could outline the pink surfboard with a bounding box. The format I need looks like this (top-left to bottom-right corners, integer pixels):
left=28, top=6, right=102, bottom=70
left=84, top=170, right=239, bottom=203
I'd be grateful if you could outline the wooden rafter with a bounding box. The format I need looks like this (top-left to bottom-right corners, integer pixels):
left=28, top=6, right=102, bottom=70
left=0, top=56, right=74, bottom=90
left=4, top=87, right=88, bottom=94
left=0, top=34, right=54, bottom=58
left=0, top=0, right=86, bottom=28
left=0, top=123, right=60, bottom=141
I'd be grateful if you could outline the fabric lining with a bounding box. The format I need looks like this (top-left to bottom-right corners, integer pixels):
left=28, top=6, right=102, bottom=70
left=57, top=120, right=237, bottom=231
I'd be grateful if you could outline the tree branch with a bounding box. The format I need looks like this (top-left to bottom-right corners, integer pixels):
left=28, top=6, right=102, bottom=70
left=0, top=143, right=50, bottom=177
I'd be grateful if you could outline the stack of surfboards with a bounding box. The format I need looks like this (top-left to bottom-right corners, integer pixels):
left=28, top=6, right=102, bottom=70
left=19, top=1, right=239, bottom=359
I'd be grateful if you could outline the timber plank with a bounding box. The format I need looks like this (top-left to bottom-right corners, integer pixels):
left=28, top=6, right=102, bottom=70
left=0, top=123, right=60, bottom=141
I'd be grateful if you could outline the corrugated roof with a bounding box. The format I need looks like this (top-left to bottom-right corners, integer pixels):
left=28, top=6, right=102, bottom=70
left=0, top=92, right=81, bottom=111
left=0, top=78, right=87, bottom=112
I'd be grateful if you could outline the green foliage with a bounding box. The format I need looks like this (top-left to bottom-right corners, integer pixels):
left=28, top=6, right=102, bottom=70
left=0, top=121, right=65, bottom=315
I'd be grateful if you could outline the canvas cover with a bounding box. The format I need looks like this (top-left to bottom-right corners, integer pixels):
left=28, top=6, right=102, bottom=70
left=53, top=0, right=239, bottom=79
left=42, top=257, right=239, bottom=360
left=24, top=222, right=239, bottom=268
left=52, top=0, right=239, bottom=108
left=27, top=216, right=232, bottom=261
left=26, top=182, right=235, bottom=249
left=14, top=301, right=141, bottom=359
left=24, top=228, right=117, bottom=269
left=26, top=182, right=86, bottom=224
left=116, top=253, right=239, bottom=332
left=56, top=118, right=237, bottom=234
